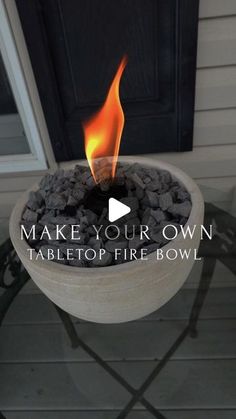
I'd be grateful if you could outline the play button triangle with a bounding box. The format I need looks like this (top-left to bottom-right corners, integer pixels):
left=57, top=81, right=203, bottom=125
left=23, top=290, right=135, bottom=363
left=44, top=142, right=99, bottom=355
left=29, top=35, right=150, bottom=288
left=108, top=198, right=131, bottom=222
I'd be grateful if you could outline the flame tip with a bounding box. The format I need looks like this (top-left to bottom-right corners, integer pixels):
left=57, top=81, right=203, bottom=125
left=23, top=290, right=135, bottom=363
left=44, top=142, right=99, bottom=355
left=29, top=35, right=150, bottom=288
left=83, top=55, right=127, bottom=184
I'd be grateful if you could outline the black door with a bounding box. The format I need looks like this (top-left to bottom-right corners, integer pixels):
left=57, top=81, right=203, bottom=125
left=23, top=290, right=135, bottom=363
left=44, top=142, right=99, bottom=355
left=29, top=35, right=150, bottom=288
left=16, top=0, right=199, bottom=162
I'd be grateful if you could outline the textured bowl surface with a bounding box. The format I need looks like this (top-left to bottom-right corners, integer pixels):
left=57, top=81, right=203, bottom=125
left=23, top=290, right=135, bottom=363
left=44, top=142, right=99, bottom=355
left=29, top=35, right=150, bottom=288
left=10, top=157, right=204, bottom=323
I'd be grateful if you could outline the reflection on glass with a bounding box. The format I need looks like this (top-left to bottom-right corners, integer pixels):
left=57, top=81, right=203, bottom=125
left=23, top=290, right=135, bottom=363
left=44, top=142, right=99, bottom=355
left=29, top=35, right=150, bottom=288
left=0, top=52, right=30, bottom=156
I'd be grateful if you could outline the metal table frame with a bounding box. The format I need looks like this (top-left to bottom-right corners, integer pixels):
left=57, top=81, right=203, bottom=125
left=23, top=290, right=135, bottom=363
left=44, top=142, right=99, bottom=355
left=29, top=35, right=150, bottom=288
left=0, top=203, right=235, bottom=419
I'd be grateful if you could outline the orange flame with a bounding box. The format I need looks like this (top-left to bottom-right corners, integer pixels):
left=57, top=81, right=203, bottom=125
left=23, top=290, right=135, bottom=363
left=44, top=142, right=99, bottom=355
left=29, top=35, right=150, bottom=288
left=83, top=56, right=127, bottom=184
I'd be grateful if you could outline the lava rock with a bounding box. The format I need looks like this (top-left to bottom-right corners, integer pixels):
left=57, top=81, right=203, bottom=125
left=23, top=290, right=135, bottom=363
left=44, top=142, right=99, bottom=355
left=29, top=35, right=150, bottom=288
left=27, top=191, right=44, bottom=211
left=68, top=259, right=87, bottom=267
left=135, top=185, right=145, bottom=200
left=88, top=237, right=103, bottom=251
left=36, top=206, right=45, bottom=215
left=143, top=176, right=151, bottom=184
left=120, top=197, right=139, bottom=212
left=72, top=189, right=85, bottom=204
left=39, top=174, right=54, bottom=191
left=177, top=189, right=190, bottom=202
left=146, top=168, right=158, bottom=180
left=105, top=240, right=128, bottom=253
left=128, top=235, right=148, bottom=250
left=80, top=215, right=89, bottom=230
left=142, top=208, right=157, bottom=227
left=86, top=176, right=96, bottom=189
left=87, top=225, right=97, bottom=236
left=91, top=250, right=112, bottom=267
left=39, top=211, right=56, bottom=224
left=130, top=173, right=145, bottom=189
left=146, top=179, right=161, bottom=192
left=144, top=190, right=159, bottom=208
left=159, top=192, right=173, bottom=211
left=81, top=171, right=91, bottom=184
left=45, top=193, right=67, bottom=210
left=125, top=178, right=135, bottom=191
left=51, top=216, right=78, bottom=225
left=168, top=201, right=192, bottom=218
left=150, top=228, right=169, bottom=245
left=22, top=208, right=38, bottom=223
left=67, top=195, right=78, bottom=207
left=98, top=208, right=108, bottom=224
left=84, top=209, right=97, bottom=224
left=150, top=209, right=166, bottom=224
left=160, top=170, right=172, bottom=184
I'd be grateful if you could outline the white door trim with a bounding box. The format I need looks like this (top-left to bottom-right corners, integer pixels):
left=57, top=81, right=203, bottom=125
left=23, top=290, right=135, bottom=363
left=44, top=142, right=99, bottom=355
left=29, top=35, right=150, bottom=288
left=0, top=0, right=53, bottom=173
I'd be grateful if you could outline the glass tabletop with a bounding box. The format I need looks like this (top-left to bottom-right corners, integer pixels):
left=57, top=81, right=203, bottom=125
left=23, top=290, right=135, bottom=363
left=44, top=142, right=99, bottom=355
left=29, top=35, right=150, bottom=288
left=0, top=190, right=236, bottom=419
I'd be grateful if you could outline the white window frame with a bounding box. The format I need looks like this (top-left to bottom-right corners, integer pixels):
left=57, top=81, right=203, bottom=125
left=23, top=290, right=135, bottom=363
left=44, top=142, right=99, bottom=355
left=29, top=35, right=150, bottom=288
left=0, top=0, right=48, bottom=173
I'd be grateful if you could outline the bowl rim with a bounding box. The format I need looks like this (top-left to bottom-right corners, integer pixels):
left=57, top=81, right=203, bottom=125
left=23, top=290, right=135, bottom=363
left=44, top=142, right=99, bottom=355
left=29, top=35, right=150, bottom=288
left=9, top=156, right=204, bottom=279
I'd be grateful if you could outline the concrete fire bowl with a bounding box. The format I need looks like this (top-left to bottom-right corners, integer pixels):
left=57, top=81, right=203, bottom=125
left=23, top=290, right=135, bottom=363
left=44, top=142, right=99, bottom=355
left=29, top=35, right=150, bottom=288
left=10, top=157, right=204, bottom=323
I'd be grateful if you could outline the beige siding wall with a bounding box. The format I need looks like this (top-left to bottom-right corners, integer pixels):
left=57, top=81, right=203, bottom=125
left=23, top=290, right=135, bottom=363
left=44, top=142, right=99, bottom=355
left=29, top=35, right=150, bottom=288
left=0, top=0, right=236, bottom=219
left=149, top=0, right=236, bottom=213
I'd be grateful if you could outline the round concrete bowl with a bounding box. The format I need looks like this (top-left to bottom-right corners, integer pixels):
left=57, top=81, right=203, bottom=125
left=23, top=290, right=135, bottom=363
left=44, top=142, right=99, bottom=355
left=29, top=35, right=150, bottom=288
left=10, top=157, right=204, bottom=323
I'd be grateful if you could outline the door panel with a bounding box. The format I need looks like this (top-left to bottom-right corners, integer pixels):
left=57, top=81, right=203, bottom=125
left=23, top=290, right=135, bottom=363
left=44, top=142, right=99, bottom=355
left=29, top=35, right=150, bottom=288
left=16, top=0, right=199, bottom=161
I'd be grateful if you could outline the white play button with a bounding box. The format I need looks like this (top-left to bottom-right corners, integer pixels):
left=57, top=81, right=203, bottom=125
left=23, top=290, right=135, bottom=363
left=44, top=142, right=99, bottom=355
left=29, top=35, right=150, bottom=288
left=108, top=198, right=131, bottom=222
